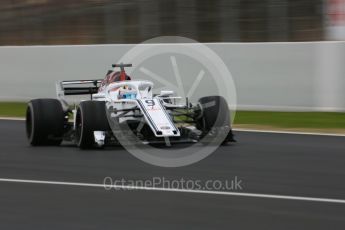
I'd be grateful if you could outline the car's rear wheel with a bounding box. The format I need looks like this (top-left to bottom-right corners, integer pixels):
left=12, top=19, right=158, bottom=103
left=75, top=101, right=109, bottom=149
left=26, top=99, right=65, bottom=146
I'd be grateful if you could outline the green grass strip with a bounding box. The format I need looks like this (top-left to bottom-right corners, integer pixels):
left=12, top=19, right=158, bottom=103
left=0, top=102, right=344, bottom=130
left=234, top=111, right=345, bottom=129
left=0, top=102, right=27, bottom=117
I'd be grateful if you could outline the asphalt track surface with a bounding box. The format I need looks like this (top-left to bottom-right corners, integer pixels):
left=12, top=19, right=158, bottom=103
left=0, top=120, right=345, bottom=229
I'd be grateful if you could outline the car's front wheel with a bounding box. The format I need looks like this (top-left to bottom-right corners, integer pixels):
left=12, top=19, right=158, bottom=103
left=75, top=101, right=109, bottom=149
left=195, top=96, right=234, bottom=143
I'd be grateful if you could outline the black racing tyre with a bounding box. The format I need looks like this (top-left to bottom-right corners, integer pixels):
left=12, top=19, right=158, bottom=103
left=75, top=101, right=110, bottom=149
left=196, top=96, right=230, bottom=132
left=196, top=96, right=234, bottom=143
left=26, top=99, right=65, bottom=146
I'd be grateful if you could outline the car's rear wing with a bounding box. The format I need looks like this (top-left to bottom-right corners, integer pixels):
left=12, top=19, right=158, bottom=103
left=56, top=79, right=103, bottom=99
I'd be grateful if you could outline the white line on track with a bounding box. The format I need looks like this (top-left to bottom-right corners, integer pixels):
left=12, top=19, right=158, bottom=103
left=0, top=117, right=25, bottom=121
left=234, top=128, right=345, bottom=137
left=1, top=178, right=345, bottom=204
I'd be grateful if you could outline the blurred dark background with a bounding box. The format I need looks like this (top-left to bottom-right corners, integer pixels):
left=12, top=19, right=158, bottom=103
left=0, top=0, right=325, bottom=45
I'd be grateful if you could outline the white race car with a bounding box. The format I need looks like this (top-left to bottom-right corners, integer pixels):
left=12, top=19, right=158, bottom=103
left=26, top=63, right=234, bottom=148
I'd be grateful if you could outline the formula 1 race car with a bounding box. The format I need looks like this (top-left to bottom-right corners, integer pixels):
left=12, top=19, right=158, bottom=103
left=25, top=63, right=234, bottom=148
